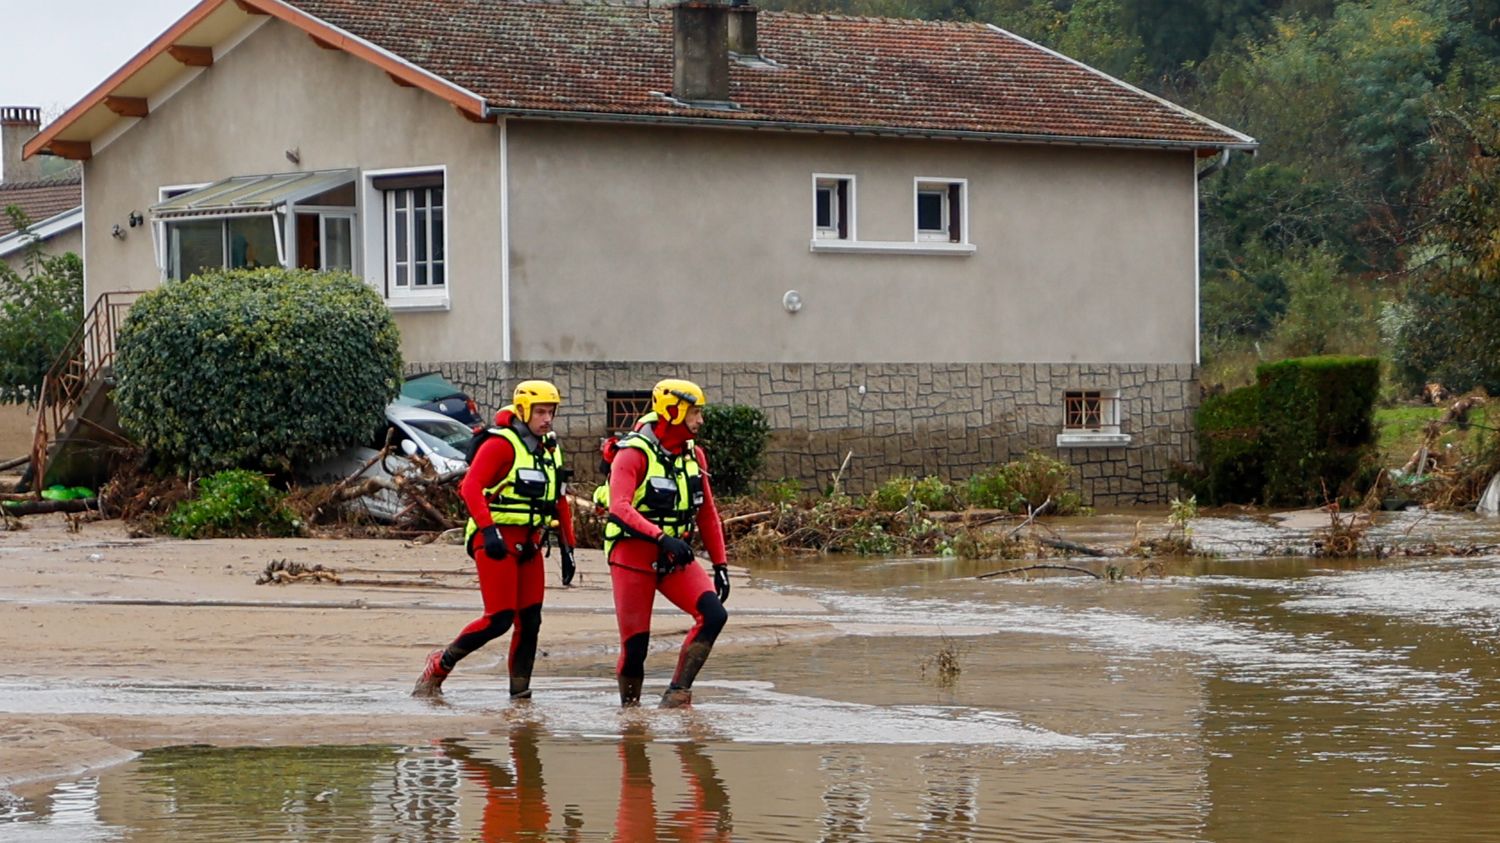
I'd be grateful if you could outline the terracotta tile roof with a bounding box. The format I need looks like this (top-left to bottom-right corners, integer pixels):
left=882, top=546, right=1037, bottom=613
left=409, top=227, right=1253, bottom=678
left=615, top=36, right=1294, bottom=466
left=0, top=173, right=82, bottom=237
left=285, top=0, right=1252, bottom=149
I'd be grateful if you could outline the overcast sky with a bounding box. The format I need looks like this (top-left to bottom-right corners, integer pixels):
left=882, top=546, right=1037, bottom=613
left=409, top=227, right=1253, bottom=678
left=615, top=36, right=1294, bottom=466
left=0, top=0, right=201, bottom=118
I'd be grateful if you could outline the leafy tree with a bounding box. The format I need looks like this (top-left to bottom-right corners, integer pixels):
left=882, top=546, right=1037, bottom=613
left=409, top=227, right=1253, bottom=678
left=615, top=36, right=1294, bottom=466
left=0, top=208, right=84, bottom=406
left=1267, top=247, right=1368, bottom=356
left=1385, top=105, right=1500, bottom=394
left=1055, top=0, right=1148, bottom=82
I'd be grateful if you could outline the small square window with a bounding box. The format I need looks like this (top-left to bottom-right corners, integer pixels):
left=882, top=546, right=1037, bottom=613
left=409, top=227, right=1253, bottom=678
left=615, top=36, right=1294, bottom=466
left=1065, top=391, right=1107, bottom=430
left=915, top=179, right=964, bottom=243
left=1058, top=389, right=1130, bottom=447
left=813, top=175, right=851, bottom=240
left=606, top=390, right=653, bottom=433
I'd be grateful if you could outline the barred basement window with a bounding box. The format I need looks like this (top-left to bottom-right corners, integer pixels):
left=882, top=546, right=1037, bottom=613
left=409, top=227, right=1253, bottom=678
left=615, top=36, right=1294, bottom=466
left=1057, top=388, right=1131, bottom=448
left=1064, top=391, right=1110, bottom=431
left=606, top=390, right=653, bottom=432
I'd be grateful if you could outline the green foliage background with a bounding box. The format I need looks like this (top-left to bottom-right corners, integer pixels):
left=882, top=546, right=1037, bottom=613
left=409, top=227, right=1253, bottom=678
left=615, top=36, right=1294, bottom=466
left=114, top=268, right=402, bottom=474
left=0, top=209, right=83, bottom=406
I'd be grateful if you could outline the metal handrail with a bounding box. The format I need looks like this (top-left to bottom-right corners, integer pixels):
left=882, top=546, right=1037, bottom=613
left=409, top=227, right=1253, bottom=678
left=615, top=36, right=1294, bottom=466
left=28, top=290, right=143, bottom=495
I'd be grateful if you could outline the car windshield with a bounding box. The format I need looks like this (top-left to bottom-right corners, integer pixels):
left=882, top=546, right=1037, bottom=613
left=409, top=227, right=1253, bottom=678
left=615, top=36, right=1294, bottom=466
left=401, top=373, right=464, bottom=402
left=404, top=417, right=473, bottom=461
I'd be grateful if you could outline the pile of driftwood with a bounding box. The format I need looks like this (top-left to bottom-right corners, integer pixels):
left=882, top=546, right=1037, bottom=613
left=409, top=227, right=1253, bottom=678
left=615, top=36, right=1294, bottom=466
left=286, top=444, right=467, bottom=533
left=255, top=556, right=478, bottom=588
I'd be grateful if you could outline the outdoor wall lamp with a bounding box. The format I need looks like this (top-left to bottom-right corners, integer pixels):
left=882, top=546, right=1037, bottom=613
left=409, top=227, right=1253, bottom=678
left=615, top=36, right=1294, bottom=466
left=111, top=224, right=126, bottom=240
left=127, top=211, right=143, bottom=228
left=783, top=289, right=803, bottom=313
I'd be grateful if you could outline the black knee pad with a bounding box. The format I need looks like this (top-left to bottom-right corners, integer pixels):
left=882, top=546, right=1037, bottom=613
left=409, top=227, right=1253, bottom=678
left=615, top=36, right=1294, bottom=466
left=696, top=592, right=728, bottom=643
left=621, top=631, right=650, bottom=677
left=518, top=603, right=542, bottom=635
left=452, top=608, right=515, bottom=653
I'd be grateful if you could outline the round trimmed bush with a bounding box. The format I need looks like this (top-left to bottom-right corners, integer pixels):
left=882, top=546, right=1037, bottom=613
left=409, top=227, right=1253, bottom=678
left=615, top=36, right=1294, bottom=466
left=115, top=268, right=402, bottom=474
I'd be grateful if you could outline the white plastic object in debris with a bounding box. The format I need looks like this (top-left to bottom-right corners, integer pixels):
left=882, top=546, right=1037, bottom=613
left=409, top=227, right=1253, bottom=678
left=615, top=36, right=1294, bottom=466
left=1477, top=472, right=1500, bottom=517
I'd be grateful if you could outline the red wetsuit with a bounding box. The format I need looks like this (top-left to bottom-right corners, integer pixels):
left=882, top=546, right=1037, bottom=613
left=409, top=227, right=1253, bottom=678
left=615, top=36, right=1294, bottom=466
left=607, top=419, right=728, bottom=698
left=437, top=410, right=575, bottom=694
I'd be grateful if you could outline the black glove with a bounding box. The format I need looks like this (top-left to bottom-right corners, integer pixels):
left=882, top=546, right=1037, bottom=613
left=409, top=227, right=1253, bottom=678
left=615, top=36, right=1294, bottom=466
left=713, top=565, right=731, bottom=604
left=658, top=535, right=695, bottom=570
left=560, top=543, right=576, bottom=586
left=480, top=525, right=508, bottom=560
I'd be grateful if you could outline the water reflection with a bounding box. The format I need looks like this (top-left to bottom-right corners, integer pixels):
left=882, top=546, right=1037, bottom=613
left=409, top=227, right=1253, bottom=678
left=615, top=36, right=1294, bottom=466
left=440, top=727, right=555, bottom=841
left=615, top=727, right=732, bottom=841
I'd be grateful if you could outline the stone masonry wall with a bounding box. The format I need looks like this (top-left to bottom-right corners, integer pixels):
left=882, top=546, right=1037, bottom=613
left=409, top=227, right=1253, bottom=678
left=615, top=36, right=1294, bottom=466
left=410, top=361, right=1198, bottom=507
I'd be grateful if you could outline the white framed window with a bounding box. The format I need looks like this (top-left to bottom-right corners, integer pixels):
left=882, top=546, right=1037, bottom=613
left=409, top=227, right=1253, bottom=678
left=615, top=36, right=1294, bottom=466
left=362, top=166, right=449, bottom=310
left=1057, top=388, right=1131, bottom=447
left=812, top=174, right=854, bottom=241
left=914, top=177, right=966, bottom=243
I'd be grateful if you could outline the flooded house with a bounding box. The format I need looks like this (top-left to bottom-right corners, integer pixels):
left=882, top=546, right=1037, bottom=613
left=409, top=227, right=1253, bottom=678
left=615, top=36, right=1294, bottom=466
left=22, top=0, right=1255, bottom=503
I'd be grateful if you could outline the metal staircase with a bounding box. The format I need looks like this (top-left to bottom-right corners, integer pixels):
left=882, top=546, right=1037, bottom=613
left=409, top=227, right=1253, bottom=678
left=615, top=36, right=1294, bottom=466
left=28, top=291, right=142, bottom=493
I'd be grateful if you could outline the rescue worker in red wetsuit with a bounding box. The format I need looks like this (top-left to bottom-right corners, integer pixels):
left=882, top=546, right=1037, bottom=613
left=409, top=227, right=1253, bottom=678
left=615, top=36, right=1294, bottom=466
left=412, top=380, right=576, bottom=700
left=604, top=379, right=731, bottom=708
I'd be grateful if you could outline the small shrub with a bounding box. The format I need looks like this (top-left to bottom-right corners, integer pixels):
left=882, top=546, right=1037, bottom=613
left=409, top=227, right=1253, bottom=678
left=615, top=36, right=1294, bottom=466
left=962, top=467, right=1023, bottom=511
left=868, top=475, right=957, bottom=512
left=962, top=453, right=1082, bottom=514
left=699, top=404, right=772, bottom=498
left=756, top=478, right=802, bottom=506
left=1003, top=451, right=1083, bottom=515
left=165, top=470, right=301, bottom=538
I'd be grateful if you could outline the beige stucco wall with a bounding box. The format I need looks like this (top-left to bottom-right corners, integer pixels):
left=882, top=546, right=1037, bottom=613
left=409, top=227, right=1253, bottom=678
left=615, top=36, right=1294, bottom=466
left=80, top=18, right=504, bottom=362
left=505, top=122, right=1198, bottom=364
left=2, top=225, right=81, bottom=275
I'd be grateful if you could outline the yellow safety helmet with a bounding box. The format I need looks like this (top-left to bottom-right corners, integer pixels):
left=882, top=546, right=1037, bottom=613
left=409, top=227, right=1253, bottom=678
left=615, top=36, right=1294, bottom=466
left=512, top=379, right=562, bottom=423
left=652, top=378, right=706, bottom=425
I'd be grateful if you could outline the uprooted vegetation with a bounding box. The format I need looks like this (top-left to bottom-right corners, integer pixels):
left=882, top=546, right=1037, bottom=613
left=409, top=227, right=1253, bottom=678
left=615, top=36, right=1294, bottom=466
left=100, top=441, right=467, bottom=539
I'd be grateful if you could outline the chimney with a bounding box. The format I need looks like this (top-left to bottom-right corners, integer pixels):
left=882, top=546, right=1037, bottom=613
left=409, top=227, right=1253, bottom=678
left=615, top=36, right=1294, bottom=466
left=673, top=3, right=730, bottom=103
left=1, top=106, right=45, bottom=185
left=727, top=3, right=758, bottom=57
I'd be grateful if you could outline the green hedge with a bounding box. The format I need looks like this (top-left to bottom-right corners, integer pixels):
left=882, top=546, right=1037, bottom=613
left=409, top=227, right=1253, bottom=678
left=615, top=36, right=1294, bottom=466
left=1194, top=384, right=1265, bottom=505
left=1257, top=355, right=1379, bottom=504
left=115, top=269, right=402, bottom=474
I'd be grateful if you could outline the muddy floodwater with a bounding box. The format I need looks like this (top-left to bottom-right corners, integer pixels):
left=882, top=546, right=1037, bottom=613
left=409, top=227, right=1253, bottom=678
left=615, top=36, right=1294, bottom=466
left=5, top=511, right=1500, bottom=841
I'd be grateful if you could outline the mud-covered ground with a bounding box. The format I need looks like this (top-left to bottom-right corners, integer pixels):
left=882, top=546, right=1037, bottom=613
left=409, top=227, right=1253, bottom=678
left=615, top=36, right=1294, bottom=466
left=0, top=513, right=830, bottom=791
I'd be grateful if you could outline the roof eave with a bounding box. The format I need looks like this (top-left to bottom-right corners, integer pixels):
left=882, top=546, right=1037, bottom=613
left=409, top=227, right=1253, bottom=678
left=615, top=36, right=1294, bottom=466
left=24, top=0, right=489, bottom=161
left=482, top=105, right=1258, bottom=153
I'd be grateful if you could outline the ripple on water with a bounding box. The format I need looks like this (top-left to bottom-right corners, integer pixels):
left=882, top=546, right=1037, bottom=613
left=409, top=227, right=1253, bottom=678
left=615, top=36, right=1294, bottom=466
left=1281, top=558, right=1500, bottom=636
left=802, top=588, right=1478, bottom=706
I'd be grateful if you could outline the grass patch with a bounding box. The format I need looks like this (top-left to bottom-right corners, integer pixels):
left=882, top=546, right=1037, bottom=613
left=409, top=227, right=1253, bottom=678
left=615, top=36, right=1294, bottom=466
left=1375, top=404, right=1491, bottom=465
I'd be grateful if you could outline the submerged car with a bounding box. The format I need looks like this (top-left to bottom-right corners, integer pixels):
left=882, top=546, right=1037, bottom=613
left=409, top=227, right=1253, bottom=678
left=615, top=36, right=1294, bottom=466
left=399, top=372, right=482, bottom=428
left=307, top=403, right=474, bottom=523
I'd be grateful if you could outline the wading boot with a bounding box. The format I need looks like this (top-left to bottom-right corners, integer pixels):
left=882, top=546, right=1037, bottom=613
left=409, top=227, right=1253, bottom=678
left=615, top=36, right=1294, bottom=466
left=659, top=687, right=693, bottom=709
left=509, top=674, right=532, bottom=701
left=411, top=649, right=450, bottom=698
left=618, top=675, right=643, bottom=707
